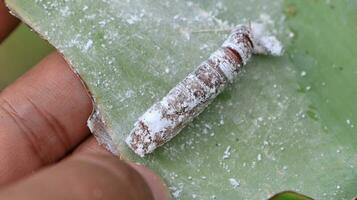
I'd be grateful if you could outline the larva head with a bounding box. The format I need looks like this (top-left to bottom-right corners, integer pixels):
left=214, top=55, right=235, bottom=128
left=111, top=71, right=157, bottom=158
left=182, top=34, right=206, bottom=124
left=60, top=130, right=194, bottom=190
left=222, top=25, right=255, bottom=65
left=223, top=23, right=284, bottom=60
left=250, top=23, right=284, bottom=56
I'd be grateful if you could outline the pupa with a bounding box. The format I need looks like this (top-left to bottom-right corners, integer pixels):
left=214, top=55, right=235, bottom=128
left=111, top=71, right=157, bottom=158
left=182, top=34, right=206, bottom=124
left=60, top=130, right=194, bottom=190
left=126, top=23, right=284, bottom=157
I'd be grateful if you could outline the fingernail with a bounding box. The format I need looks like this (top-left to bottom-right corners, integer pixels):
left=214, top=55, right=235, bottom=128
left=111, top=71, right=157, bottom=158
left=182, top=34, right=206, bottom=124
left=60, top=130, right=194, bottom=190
left=129, top=163, right=171, bottom=200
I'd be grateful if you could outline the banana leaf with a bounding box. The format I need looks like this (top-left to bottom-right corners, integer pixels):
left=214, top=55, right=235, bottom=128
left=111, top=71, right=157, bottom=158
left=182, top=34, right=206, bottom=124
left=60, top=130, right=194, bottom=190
left=6, top=0, right=356, bottom=199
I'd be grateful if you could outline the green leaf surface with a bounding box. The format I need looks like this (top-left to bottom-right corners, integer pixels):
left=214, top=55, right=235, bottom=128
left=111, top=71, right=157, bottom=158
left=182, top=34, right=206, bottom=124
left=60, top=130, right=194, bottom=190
left=0, top=24, right=53, bottom=89
left=6, top=0, right=356, bottom=199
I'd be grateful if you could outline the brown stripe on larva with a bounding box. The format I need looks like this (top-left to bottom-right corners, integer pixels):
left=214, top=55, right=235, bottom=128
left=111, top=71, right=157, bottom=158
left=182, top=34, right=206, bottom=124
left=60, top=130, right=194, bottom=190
left=126, top=25, right=263, bottom=157
left=243, top=33, right=254, bottom=49
left=224, top=33, right=256, bottom=66
left=225, top=47, right=242, bottom=64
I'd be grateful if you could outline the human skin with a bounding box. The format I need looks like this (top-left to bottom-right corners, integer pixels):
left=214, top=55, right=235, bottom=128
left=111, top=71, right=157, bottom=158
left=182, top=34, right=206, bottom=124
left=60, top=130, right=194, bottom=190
left=0, top=1, right=169, bottom=199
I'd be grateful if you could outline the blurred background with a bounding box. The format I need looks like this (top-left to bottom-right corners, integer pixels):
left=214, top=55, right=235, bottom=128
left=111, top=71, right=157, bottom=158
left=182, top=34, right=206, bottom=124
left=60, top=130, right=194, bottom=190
left=0, top=24, right=53, bottom=90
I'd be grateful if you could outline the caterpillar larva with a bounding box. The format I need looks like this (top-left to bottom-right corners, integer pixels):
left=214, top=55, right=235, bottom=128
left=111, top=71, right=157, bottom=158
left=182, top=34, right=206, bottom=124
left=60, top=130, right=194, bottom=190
left=126, top=23, right=283, bottom=157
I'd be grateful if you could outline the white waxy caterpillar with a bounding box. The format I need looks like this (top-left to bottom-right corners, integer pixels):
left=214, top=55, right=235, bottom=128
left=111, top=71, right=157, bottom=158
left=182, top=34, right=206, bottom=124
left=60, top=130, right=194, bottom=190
left=126, top=23, right=284, bottom=157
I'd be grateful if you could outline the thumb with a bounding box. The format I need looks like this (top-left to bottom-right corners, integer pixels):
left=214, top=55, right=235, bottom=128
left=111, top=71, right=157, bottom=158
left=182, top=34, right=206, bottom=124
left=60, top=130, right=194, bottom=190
left=0, top=152, right=169, bottom=200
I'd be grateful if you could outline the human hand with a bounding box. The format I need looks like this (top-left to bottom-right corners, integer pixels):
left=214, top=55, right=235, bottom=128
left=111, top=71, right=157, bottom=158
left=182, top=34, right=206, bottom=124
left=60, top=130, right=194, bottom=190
left=0, top=1, right=169, bottom=199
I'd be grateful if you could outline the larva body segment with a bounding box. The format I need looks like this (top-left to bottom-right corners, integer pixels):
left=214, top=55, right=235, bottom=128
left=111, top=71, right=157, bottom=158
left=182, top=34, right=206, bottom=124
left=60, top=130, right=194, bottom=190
left=126, top=24, right=283, bottom=157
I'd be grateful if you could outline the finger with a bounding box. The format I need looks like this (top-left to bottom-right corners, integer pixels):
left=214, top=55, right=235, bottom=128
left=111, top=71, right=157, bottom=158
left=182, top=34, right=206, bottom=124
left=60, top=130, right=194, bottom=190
left=73, top=136, right=171, bottom=200
left=0, top=52, right=92, bottom=185
left=0, top=0, right=19, bottom=43
left=129, top=163, right=171, bottom=200
left=0, top=152, right=169, bottom=200
left=72, top=136, right=108, bottom=155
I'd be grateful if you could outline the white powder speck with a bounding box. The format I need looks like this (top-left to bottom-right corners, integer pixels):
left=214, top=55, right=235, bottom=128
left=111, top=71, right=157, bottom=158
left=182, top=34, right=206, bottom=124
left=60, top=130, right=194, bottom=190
left=60, top=6, right=70, bottom=17
left=251, top=23, right=284, bottom=56
left=141, top=107, right=174, bottom=134
left=223, top=146, right=231, bottom=159
left=300, top=71, right=307, bottom=77
left=82, top=5, right=88, bottom=11
left=99, top=20, right=107, bottom=27
left=204, top=124, right=212, bottom=129
left=126, top=15, right=141, bottom=24
left=172, top=190, right=181, bottom=198
left=125, top=89, right=135, bottom=98
left=259, top=13, right=274, bottom=25
left=288, top=31, right=295, bottom=38
left=84, top=40, right=93, bottom=52
left=169, top=186, right=182, bottom=198
left=257, top=153, right=262, bottom=161
left=346, top=119, right=354, bottom=128
left=229, top=178, right=240, bottom=189
left=200, top=44, right=209, bottom=50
